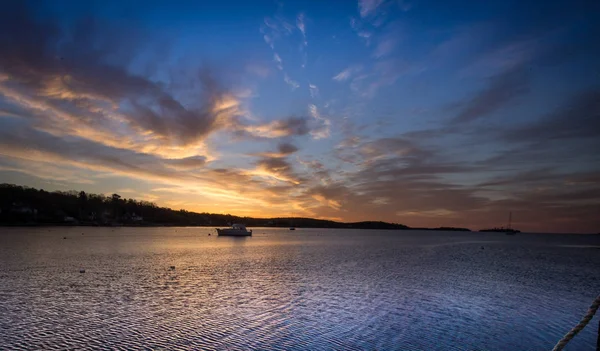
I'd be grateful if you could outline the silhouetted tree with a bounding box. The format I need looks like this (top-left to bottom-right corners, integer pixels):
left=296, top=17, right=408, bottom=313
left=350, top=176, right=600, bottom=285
left=111, top=193, right=121, bottom=219
left=0, top=183, right=416, bottom=229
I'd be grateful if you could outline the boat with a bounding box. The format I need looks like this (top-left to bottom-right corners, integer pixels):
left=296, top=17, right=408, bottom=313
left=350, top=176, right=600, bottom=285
left=479, top=212, right=520, bottom=234
left=216, top=224, right=252, bottom=236
left=504, top=212, right=519, bottom=235
left=289, top=227, right=296, bottom=231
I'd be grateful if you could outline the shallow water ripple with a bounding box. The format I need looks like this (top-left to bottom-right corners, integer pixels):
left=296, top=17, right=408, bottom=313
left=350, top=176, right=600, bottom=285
left=1, top=228, right=599, bottom=350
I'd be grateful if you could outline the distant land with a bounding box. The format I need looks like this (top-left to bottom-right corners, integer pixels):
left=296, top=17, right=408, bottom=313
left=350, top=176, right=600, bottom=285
left=1, top=183, right=470, bottom=231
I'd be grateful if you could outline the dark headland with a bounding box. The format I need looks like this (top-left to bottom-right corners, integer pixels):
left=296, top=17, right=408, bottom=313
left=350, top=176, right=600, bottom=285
left=1, top=183, right=474, bottom=231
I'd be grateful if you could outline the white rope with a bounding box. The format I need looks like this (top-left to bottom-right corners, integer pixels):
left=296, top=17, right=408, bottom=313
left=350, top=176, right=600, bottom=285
left=552, top=294, right=600, bottom=351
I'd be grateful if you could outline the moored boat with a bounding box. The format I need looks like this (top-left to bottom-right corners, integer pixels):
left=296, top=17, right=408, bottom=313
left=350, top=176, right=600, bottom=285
left=479, top=212, right=520, bottom=234
left=216, top=224, right=252, bottom=236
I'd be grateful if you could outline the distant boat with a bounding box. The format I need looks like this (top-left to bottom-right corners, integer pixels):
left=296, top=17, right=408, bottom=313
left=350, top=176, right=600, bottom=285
left=479, top=212, right=520, bottom=234
left=216, top=224, right=252, bottom=236
left=505, top=212, right=519, bottom=235
left=289, top=227, right=296, bottom=231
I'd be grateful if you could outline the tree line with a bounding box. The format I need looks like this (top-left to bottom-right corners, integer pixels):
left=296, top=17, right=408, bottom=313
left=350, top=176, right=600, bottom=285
left=0, top=183, right=416, bottom=229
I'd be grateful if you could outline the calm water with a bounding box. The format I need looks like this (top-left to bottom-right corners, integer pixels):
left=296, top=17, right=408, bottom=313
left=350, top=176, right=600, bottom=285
left=0, top=228, right=599, bottom=350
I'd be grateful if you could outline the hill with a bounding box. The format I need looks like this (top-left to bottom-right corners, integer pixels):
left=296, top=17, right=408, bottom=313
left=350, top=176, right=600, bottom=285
left=0, top=184, right=415, bottom=229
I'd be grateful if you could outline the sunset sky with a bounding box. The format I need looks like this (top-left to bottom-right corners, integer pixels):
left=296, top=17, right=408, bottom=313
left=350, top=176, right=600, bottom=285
left=0, top=0, right=598, bottom=233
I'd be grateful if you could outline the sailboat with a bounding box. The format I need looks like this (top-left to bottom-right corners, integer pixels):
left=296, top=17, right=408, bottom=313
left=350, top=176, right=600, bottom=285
left=479, top=212, right=521, bottom=234
left=504, top=212, right=520, bottom=235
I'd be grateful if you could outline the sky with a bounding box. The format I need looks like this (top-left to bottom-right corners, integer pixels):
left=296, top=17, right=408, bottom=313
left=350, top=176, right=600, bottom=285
left=0, top=0, right=599, bottom=233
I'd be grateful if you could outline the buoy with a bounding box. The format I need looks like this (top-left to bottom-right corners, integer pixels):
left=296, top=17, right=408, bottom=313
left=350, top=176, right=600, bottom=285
left=170, top=266, right=175, bottom=270
left=79, top=269, right=85, bottom=273
left=63, top=237, right=67, bottom=239
left=208, top=233, right=211, bottom=236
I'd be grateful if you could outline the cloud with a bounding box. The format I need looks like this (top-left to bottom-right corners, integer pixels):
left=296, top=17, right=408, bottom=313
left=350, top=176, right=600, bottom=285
left=283, top=74, right=300, bottom=90
left=303, top=145, right=486, bottom=223
left=297, top=157, right=325, bottom=171
left=254, top=157, right=304, bottom=184
left=273, top=53, right=283, bottom=71
left=248, top=142, right=299, bottom=158
left=0, top=1, right=245, bottom=155
left=373, top=37, right=397, bottom=58
left=502, top=89, right=600, bottom=142
left=307, top=104, right=331, bottom=139
left=343, top=58, right=410, bottom=98
left=0, top=156, right=96, bottom=185
left=451, top=67, right=529, bottom=124
left=296, top=13, right=306, bottom=36
left=296, top=13, right=307, bottom=47
left=263, top=34, right=274, bottom=49
left=463, top=89, right=600, bottom=174
left=463, top=37, right=540, bottom=77
left=165, top=156, right=208, bottom=170
left=0, top=120, right=196, bottom=183
left=333, top=65, right=363, bottom=81
left=261, top=8, right=308, bottom=71
left=246, top=64, right=270, bottom=77
left=278, top=142, right=299, bottom=155
left=309, top=84, right=319, bottom=98
left=240, top=116, right=311, bottom=139
left=333, top=70, right=352, bottom=82
left=311, top=128, right=600, bottom=232
left=358, top=0, right=385, bottom=18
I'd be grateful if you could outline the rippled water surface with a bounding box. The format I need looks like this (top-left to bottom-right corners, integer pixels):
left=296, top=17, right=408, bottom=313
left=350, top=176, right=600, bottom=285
left=1, top=228, right=599, bottom=350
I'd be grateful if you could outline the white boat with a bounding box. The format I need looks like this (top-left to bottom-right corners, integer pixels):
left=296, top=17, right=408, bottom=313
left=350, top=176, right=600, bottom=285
left=216, top=224, right=252, bottom=236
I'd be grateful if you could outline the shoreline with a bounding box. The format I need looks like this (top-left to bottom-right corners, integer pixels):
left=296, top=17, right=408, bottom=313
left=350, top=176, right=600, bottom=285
left=1, top=223, right=598, bottom=235
left=0, top=223, right=463, bottom=230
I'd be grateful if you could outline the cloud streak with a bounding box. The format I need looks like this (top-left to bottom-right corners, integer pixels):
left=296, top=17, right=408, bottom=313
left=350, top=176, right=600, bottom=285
left=452, top=68, right=529, bottom=124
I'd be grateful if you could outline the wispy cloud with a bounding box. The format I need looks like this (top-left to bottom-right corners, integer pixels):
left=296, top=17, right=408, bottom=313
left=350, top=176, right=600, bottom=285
left=333, top=65, right=363, bottom=81
left=273, top=53, right=283, bottom=70
left=240, top=116, right=311, bottom=139
left=283, top=74, right=300, bottom=90
left=309, top=84, right=319, bottom=98
left=248, top=142, right=299, bottom=158
left=296, top=13, right=307, bottom=46
left=502, top=90, right=600, bottom=142
left=260, top=8, right=308, bottom=88
left=358, top=0, right=385, bottom=18
left=373, top=37, right=397, bottom=58
left=452, top=67, right=529, bottom=124
left=308, top=104, right=331, bottom=139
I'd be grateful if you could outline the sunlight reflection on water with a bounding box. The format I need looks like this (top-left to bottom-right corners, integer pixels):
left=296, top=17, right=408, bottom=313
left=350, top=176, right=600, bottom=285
left=0, top=227, right=599, bottom=350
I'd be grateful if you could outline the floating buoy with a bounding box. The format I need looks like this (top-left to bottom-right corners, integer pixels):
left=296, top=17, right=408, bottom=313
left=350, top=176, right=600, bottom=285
left=169, top=266, right=176, bottom=270
left=208, top=233, right=211, bottom=236
left=63, top=237, right=67, bottom=239
left=79, top=269, right=85, bottom=273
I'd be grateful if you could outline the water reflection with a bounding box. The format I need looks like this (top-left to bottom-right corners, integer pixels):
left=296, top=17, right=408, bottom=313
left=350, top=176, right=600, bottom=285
left=0, top=227, right=598, bottom=350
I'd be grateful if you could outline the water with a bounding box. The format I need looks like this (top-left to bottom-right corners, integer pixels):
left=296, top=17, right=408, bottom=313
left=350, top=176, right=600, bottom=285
left=1, top=228, right=599, bottom=350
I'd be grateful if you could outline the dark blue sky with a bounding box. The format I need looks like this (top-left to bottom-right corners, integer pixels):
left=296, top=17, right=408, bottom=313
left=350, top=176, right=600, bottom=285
left=0, top=0, right=598, bottom=232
